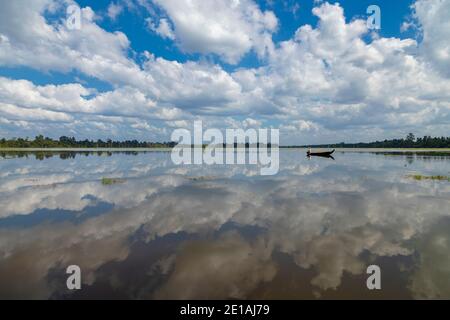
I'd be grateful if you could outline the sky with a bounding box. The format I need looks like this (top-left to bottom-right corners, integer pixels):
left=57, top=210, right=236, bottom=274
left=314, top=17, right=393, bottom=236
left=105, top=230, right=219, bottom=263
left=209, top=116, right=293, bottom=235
left=0, top=0, right=449, bottom=145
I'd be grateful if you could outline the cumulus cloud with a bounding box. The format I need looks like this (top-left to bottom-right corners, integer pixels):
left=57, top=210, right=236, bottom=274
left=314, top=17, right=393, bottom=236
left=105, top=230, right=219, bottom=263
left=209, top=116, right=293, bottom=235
left=0, top=77, right=186, bottom=123
left=107, top=1, right=124, bottom=20
left=0, top=0, right=133, bottom=79
left=146, top=17, right=175, bottom=40
left=243, top=117, right=262, bottom=128
left=229, top=1, right=450, bottom=142
left=147, top=0, right=278, bottom=64
left=413, top=0, right=450, bottom=77
left=0, top=0, right=449, bottom=143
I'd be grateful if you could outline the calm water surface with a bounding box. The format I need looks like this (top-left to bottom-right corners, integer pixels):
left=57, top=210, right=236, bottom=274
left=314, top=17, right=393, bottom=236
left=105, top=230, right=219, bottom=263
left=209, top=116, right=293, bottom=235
left=1, top=149, right=450, bottom=299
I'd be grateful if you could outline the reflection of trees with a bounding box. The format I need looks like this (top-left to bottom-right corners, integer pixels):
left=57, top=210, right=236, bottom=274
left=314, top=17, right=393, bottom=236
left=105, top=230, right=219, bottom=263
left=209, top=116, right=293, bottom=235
left=0, top=136, right=177, bottom=148
left=59, top=152, right=76, bottom=160
left=309, top=134, right=450, bottom=148
left=378, top=153, right=450, bottom=162
left=34, top=152, right=53, bottom=161
left=0, top=151, right=150, bottom=160
left=406, top=155, right=414, bottom=165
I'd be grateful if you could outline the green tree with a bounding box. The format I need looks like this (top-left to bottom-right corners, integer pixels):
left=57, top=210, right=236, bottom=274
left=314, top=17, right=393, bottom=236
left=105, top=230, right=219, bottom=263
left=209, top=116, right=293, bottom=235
left=406, top=133, right=415, bottom=143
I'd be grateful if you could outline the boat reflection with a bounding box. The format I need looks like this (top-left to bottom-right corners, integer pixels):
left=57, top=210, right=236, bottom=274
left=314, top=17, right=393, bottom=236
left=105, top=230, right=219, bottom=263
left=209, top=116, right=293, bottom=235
left=307, top=154, right=335, bottom=160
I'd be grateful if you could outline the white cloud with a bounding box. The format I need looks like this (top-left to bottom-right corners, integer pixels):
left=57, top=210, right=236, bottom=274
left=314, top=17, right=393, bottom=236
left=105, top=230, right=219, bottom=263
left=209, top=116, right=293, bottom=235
left=0, top=103, right=73, bottom=122
left=0, top=0, right=137, bottom=84
left=0, top=77, right=193, bottom=123
left=148, top=0, right=278, bottom=64
left=0, top=0, right=449, bottom=143
left=0, top=77, right=92, bottom=113
left=227, top=1, right=450, bottom=142
left=400, top=21, right=414, bottom=33
left=142, top=58, right=242, bottom=111
left=243, top=117, right=262, bottom=128
left=107, top=2, right=124, bottom=20
left=413, top=0, right=450, bottom=77
left=147, top=17, right=176, bottom=40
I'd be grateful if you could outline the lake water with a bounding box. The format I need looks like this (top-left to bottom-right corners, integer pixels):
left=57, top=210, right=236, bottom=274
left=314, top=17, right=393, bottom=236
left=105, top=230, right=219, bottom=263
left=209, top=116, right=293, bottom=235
left=1, top=149, right=450, bottom=299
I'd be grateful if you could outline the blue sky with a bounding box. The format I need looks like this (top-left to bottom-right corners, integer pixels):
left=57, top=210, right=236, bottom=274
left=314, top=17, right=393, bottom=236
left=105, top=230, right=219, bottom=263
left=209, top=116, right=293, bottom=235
left=5, top=0, right=416, bottom=78
left=0, top=0, right=449, bottom=144
left=77, top=0, right=416, bottom=68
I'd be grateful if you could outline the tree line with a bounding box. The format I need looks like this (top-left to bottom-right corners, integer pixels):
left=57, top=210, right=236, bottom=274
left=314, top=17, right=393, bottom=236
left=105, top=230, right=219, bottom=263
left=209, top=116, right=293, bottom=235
left=301, top=134, right=450, bottom=149
left=1, top=133, right=450, bottom=149
left=0, top=135, right=176, bottom=148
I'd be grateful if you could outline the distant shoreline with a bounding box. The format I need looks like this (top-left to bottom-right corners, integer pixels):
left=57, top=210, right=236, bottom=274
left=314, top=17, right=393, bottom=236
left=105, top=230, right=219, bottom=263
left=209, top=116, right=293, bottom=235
left=1, top=147, right=450, bottom=153
left=0, top=147, right=172, bottom=152
left=2, top=135, right=450, bottom=149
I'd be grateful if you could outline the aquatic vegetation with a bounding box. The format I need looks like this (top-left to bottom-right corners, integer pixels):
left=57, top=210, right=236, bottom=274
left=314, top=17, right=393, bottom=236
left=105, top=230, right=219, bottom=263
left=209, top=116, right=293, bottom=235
left=408, top=175, right=450, bottom=181
left=101, top=177, right=126, bottom=185
left=187, top=176, right=218, bottom=181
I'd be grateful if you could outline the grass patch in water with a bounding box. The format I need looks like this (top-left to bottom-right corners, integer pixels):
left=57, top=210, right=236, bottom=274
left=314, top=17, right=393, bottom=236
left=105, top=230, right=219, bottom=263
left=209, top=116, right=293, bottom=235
left=187, top=176, right=217, bottom=181
left=101, top=177, right=126, bottom=185
left=408, top=174, right=450, bottom=181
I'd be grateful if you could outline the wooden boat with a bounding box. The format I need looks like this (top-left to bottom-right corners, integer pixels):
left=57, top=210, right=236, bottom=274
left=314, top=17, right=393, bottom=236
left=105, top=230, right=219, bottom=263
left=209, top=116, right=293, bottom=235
left=307, top=149, right=335, bottom=157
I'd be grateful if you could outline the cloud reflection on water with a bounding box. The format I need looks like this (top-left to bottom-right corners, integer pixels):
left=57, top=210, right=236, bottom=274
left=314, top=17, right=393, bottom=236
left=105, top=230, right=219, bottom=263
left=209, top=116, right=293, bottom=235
left=0, top=151, right=450, bottom=299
